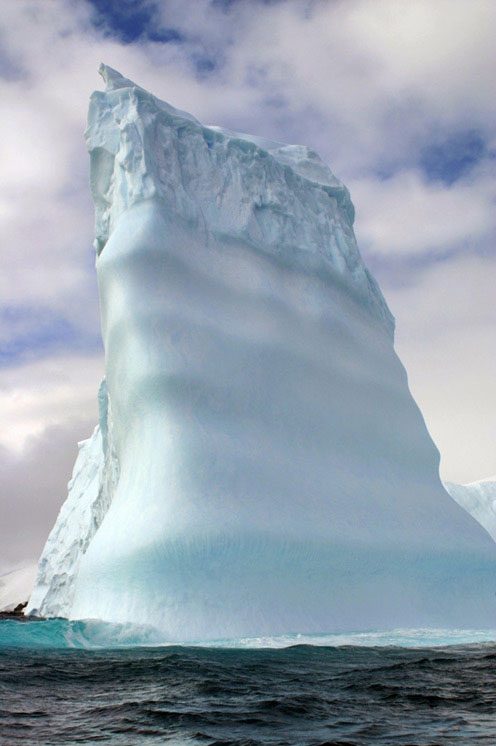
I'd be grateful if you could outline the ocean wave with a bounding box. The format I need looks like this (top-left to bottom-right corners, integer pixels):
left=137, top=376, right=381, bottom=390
left=1, top=618, right=496, bottom=649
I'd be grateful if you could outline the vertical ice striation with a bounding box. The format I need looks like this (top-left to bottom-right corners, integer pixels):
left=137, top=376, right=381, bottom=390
left=28, top=66, right=496, bottom=637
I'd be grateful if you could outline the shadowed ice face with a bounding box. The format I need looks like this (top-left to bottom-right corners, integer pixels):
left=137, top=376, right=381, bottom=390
left=93, top=197, right=477, bottom=549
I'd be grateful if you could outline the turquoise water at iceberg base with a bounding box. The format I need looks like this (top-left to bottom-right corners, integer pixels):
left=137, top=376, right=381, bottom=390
left=2, top=619, right=496, bottom=745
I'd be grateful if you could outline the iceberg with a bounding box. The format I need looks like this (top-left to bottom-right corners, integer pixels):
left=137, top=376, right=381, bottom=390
left=27, top=66, right=496, bottom=639
left=0, top=565, right=37, bottom=613
left=444, top=477, right=496, bottom=543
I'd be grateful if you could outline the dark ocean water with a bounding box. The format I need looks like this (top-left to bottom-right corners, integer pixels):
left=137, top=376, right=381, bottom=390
left=2, top=621, right=496, bottom=745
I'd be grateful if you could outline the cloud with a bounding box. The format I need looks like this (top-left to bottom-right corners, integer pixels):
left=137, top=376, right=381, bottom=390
left=0, top=420, right=98, bottom=571
left=385, top=253, right=496, bottom=484
left=0, top=353, right=103, bottom=572
left=351, top=163, right=496, bottom=257
left=0, top=354, right=103, bottom=452
left=179, top=0, right=496, bottom=174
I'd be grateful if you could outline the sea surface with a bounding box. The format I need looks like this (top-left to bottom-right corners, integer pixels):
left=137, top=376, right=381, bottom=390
left=2, top=620, right=496, bottom=745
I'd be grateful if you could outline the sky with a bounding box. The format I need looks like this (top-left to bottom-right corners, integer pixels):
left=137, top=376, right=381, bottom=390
left=1, top=0, right=495, bottom=574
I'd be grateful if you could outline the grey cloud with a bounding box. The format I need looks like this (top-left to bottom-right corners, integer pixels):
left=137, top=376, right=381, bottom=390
left=384, top=253, right=496, bottom=484
left=0, top=419, right=96, bottom=571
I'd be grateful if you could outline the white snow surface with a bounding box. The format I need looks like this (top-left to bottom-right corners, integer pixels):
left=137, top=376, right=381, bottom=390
left=444, top=478, right=496, bottom=543
left=27, top=66, right=496, bottom=638
left=0, top=565, right=37, bottom=612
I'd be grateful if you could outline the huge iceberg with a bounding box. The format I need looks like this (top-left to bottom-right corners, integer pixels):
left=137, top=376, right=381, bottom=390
left=27, top=66, right=496, bottom=639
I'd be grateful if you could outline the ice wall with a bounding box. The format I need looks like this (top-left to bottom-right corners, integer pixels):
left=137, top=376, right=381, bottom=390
left=28, top=66, right=496, bottom=637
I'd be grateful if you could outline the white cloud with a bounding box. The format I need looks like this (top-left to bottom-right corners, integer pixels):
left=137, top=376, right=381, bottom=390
left=197, top=0, right=496, bottom=173
left=358, top=0, right=496, bottom=128
left=351, top=166, right=496, bottom=256
left=0, top=354, right=103, bottom=452
left=385, top=254, right=496, bottom=483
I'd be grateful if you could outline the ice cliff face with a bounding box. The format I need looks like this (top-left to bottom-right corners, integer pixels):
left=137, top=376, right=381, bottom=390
left=27, top=66, right=496, bottom=637
left=27, top=381, right=118, bottom=618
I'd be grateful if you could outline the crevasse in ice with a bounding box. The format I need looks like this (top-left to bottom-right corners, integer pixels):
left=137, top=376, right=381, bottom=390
left=27, top=66, right=496, bottom=638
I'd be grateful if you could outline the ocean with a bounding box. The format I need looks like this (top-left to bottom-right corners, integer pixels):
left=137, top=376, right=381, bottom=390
left=1, top=619, right=496, bottom=745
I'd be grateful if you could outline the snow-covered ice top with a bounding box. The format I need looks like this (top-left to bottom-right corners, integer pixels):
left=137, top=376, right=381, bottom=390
left=88, top=64, right=393, bottom=335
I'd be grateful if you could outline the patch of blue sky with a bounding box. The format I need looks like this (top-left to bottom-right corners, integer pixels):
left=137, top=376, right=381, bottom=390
left=419, top=130, right=488, bottom=185
left=212, top=0, right=284, bottom=7
left=0, top=47, right=26, bottom=82
left=85, top=0, right=223, bottom=75
left=363, top=129, right=490, bottom=186
left=0, top=307, right=102, bottom=368
left=86, top=0, right=182, bottom=44
left=194, top=56, right=217, bottom=75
